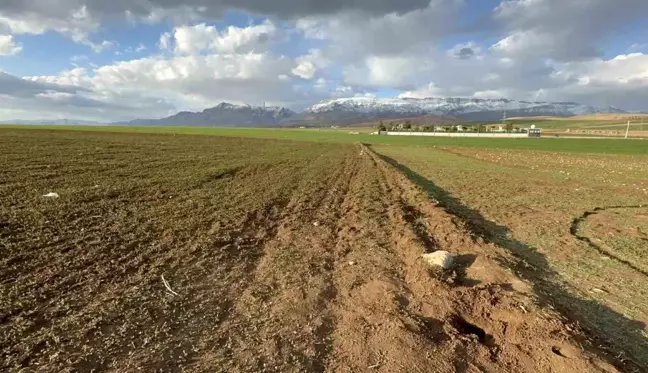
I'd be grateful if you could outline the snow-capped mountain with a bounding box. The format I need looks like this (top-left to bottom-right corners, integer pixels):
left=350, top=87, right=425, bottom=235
left=114, top=97, right=627, bottom=127
left=123, top=102, right=296, bottom=126
left=305, top=97, right=625, bottom=121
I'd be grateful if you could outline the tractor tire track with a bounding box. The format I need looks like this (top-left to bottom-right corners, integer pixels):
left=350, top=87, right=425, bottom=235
left=570, top=205, right=648, bottom=277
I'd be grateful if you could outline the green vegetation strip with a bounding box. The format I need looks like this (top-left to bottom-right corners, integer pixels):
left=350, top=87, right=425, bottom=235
left=2, top=125, right=647, bottom=154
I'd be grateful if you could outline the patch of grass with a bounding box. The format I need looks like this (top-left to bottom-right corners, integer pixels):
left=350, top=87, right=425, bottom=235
left=2, top=125, right=648, bottom=155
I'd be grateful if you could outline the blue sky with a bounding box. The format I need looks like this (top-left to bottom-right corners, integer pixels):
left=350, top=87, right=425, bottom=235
left=1, top=0, right=647, bottom=121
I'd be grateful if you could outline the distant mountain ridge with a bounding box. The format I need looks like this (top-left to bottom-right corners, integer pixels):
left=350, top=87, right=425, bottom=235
left=121, top=102, right=296, bottom=127
left=305, top=97, right=625, bottom=119
left=121, top=97, right=627, bottom=127
left=1, top=97, right=629, bottom=127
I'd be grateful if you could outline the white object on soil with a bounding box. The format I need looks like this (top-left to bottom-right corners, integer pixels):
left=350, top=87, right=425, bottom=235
left=42, top=192, right=60, bottom=198
left=161, top=275, right=179, bottom=296
left=422, top=251, right=455, bottom=269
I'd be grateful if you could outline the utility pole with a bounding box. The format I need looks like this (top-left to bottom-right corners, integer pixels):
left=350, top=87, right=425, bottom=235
left=625, top=120, right=630, bottom=139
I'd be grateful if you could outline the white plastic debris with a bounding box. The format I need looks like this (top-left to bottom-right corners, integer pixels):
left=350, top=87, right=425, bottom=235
left=42, top=192, right=60, bottom=199
left=313, top=221, right=320, bottom=227
left=422, top=251, right=455, bottom=269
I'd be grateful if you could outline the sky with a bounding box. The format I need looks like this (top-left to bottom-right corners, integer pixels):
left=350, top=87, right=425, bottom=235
left=0, top=0, right=647, bottom=122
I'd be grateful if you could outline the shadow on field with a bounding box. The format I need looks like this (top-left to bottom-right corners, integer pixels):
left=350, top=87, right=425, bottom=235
left=377, top=152, right=648, bottom=373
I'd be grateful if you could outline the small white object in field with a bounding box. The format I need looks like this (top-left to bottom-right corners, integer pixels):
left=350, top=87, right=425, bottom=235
left=161, top=275, right=179, bottom=296
left=422, top=251, right=455, bottom=269
left=313, top=221, right=320, bottom=227
left=42, top=192, right=59, bottom=198
left=348, top=261, right=355, bottom=266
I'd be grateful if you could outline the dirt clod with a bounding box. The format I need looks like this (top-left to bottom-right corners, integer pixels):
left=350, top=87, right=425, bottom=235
left=422, top=250, right=455, bottom=269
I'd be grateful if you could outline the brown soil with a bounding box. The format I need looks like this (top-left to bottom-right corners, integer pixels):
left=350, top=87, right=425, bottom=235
left=374, top=144, right=648, bottom=372
left=0, top=130, right=621, bottom=372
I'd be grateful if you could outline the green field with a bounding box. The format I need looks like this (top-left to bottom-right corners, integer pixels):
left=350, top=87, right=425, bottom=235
left=507, top=118, right=648, bottom=131
left=2, top=125, right=647, bottom=155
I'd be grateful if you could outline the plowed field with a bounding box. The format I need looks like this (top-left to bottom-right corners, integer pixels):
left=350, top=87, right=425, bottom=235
left=0, top=129, right=627, bottom=372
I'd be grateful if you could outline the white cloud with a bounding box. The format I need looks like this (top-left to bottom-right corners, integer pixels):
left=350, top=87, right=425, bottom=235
left=3, top=0, right=648, bottom=119
left=173, top=21, right=276, bottom=55
left=473, top=89, right=509, bottom=99
left=159, top=32, right=172, bottom=50
left=398, top=82, right=444, bottom=99
left=0, top=6, right=114, bottom=53
left=297, top=0, right=462, bottom=60
left=1, top=68, right=176, bottom=122
left=492, top=0, right=648, bottom=61
left=394, top=51, right=648, bottom=111
left=7, top=22, right=335, bottom=120
left=343, top=55, right=434, bottom=90
left=292, top=49, right=329, bottom=79
left=86, top=40, right=113, bottom=53
left=549, top=53, right=648, bottom=105
left=0, top=34, right=21, bottom=55
left=490, top=30, right=553, bottom=56
left=0, top=6, right=102, bottom=50
left=292, top=59, right=316, bottom=80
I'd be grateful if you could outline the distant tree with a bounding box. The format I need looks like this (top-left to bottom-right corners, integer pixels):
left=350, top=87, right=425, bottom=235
left=478, top=124, right=486, bottom=132
left=403, top=121, right=412, bottom=130
left=450, top=125, right=458, bottom=132
left=376, top=120, right=387, bottom=132
left=505, top=122, right=514, bottom=133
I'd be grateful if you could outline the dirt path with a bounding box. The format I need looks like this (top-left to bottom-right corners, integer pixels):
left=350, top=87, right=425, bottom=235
left=185, top=145, right=618, bottom=372
left=0, top=132, right=623, bottom=372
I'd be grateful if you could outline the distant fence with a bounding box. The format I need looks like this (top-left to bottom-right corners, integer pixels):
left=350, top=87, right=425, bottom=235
left=382, top=131, right=530, bottom=138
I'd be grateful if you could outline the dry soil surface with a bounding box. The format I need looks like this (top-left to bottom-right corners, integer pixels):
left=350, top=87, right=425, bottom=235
left=0, top=131, right=623, bottom=372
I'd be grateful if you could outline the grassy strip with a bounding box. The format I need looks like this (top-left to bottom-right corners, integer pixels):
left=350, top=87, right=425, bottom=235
left=1, top=125, right=647, bottom=154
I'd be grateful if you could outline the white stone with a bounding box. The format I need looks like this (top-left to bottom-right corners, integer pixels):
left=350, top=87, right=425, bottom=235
left=42, top=192, right=59, bottom=198
left=422, top=251, right=455, bottom=269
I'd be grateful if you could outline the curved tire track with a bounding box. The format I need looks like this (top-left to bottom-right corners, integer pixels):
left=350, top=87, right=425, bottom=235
left=570, top=205, right=648, bottom=277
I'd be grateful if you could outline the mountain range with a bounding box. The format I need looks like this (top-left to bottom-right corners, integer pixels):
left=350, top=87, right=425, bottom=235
left=304, top=97, right=626, bottom=122
left=122, top=97, right=626, bottom=127
left=120, top=103, right=295, bottom=126
left=1, top=97, right=628, bottom=127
